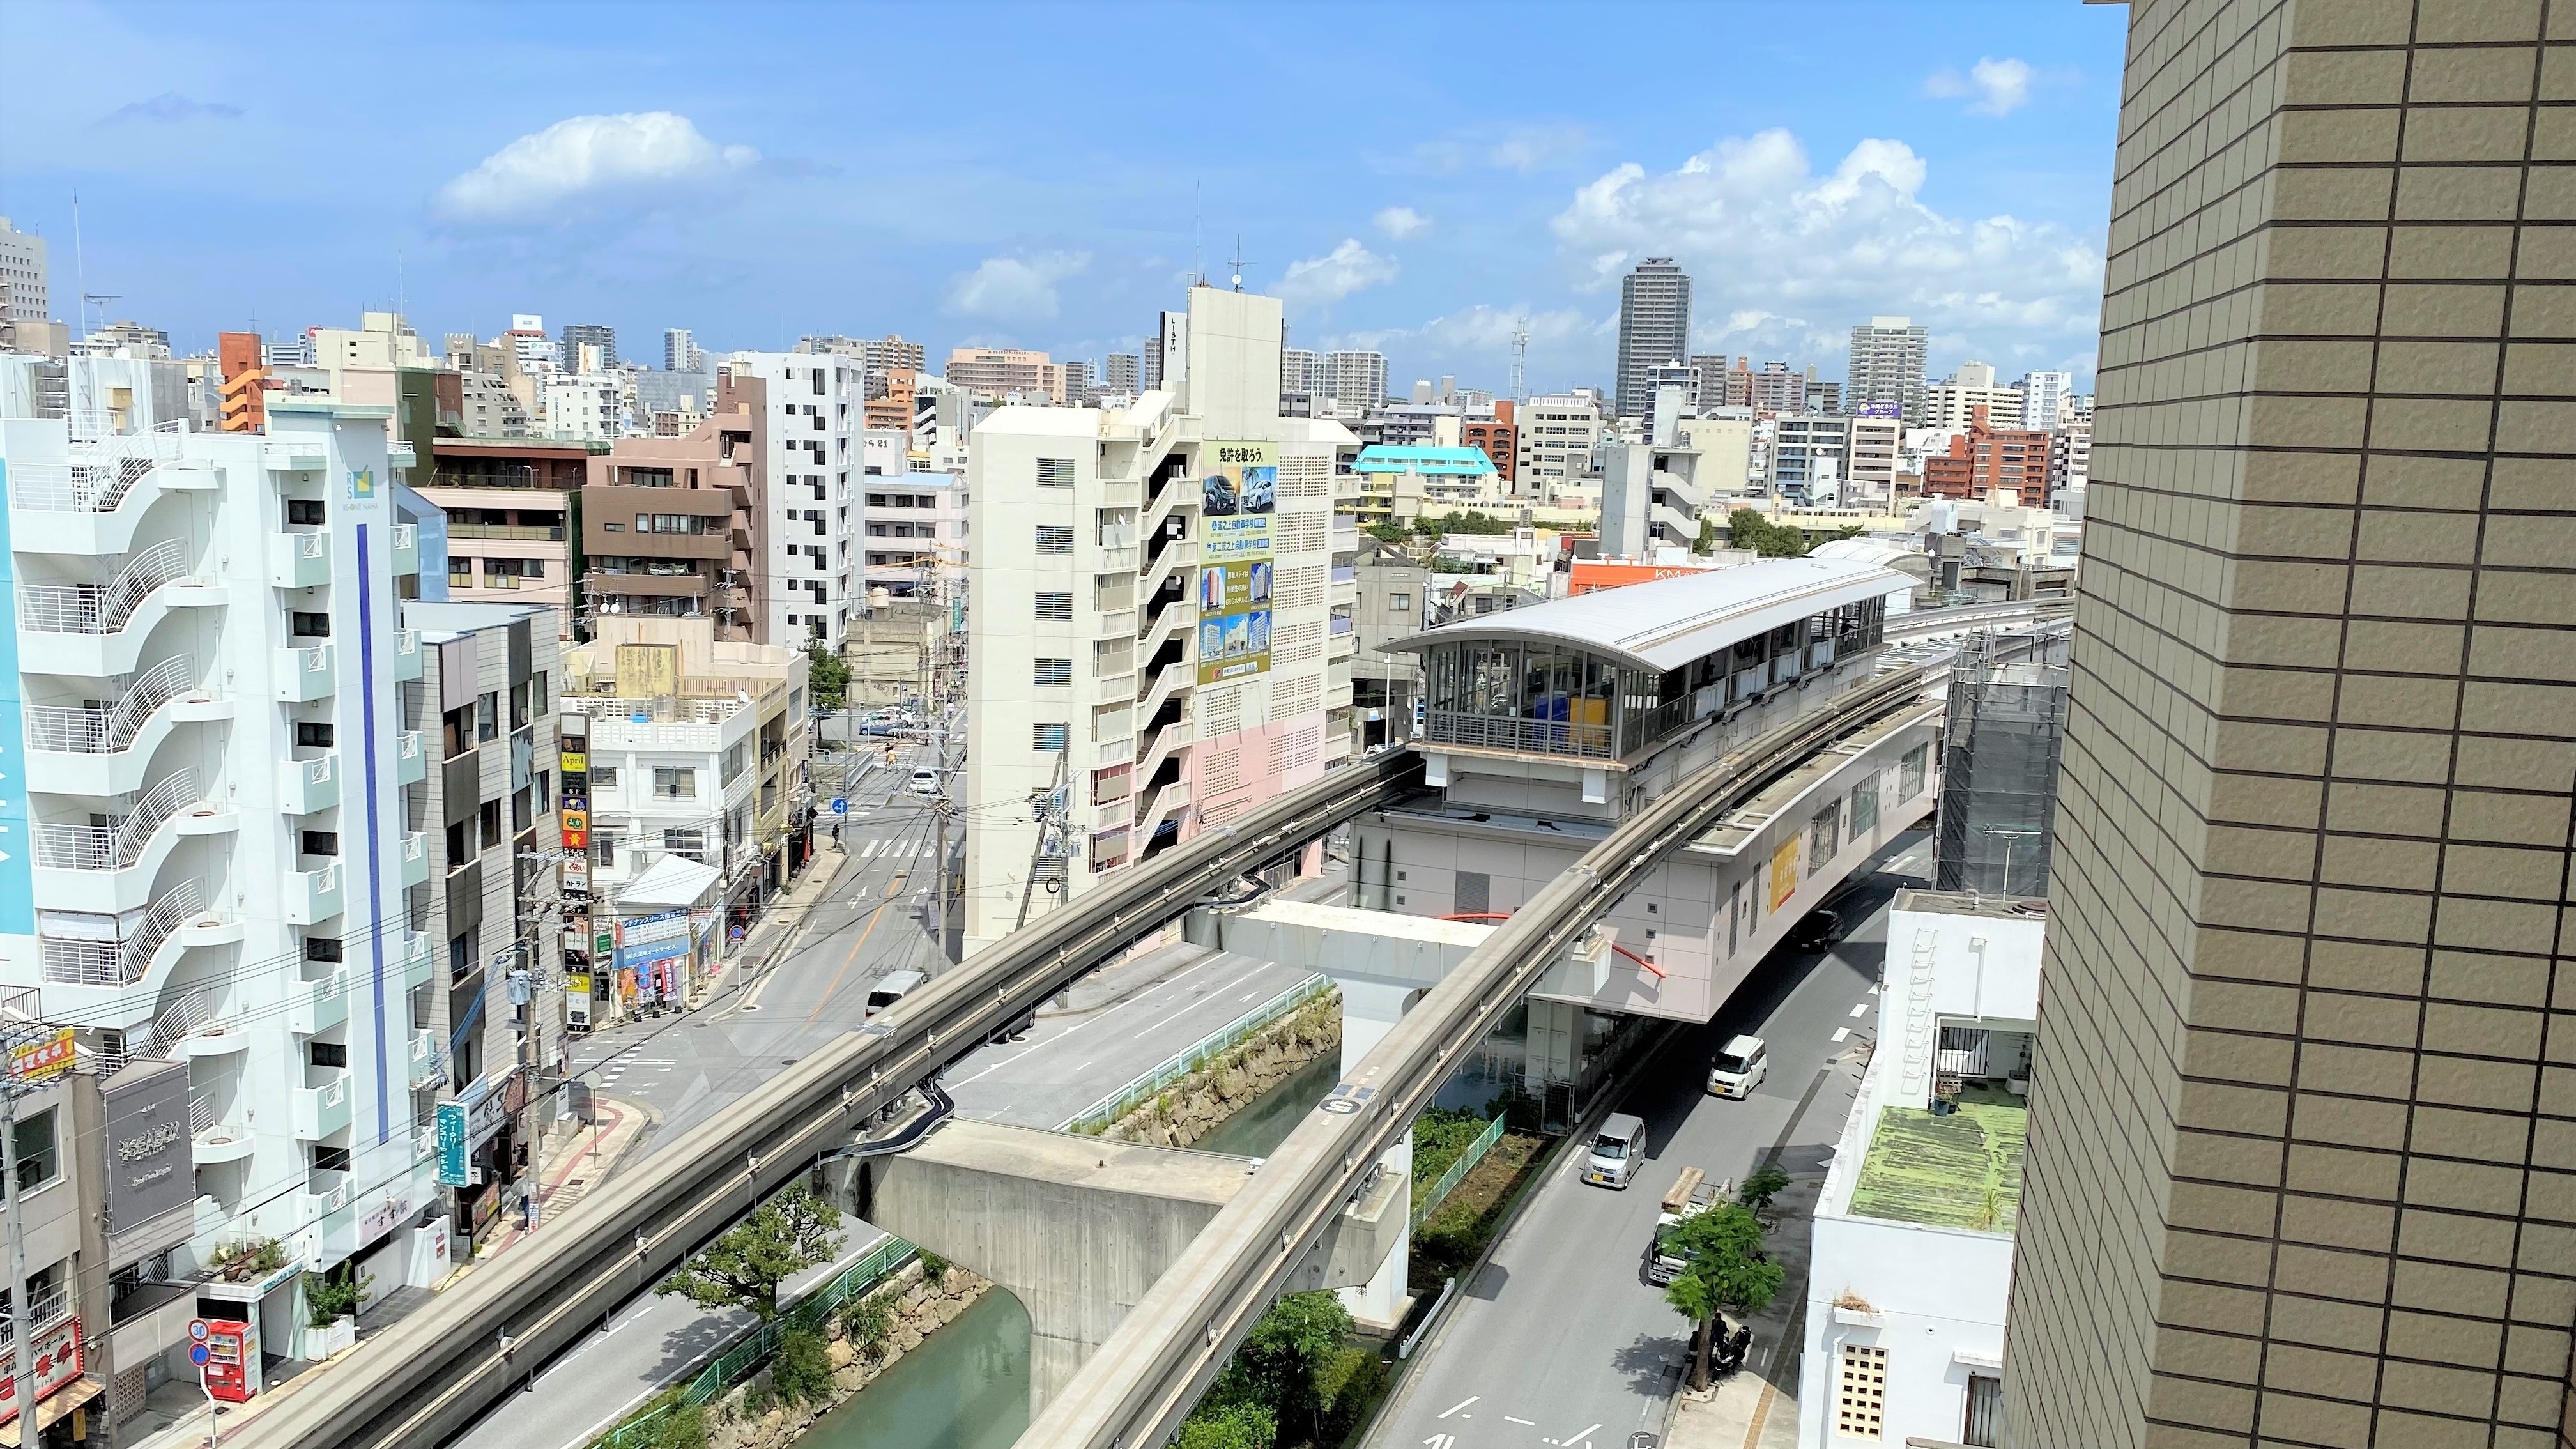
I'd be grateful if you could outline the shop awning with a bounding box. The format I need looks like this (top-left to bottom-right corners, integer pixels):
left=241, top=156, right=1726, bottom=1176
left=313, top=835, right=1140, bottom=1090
left=615, top=855, right=723, bottom=911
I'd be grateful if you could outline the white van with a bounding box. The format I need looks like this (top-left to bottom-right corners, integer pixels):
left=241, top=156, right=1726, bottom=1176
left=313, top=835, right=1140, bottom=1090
left=1583, top=1112, right=1647, bottom=1188
left=1709, top=1035, right=1768, bottom=1098
left=864, top=970, right=926, bottom=1018
left=907, top=767, right=942, bottom=797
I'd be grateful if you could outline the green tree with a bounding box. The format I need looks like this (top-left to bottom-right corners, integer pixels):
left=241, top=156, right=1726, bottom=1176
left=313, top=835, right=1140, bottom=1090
left=657, top=1183, right=845, bottom=1321
left=1661, top=1203, right=1785, bottom=1390
left=1694, top=514, right=1719, bottom=556
left=840, top=1290, right=894, bottom=1360
left=1726, top=508, right=1811, bottom=559
left=1221, top=1291, right=1353, bottom=1442
left=1736, top=1163, right=1791, bottom=1214
left=1363, top=521, right=1410, bottom=546
left=648, top=1403, right=707, bottom=1449
left=1175, top=1399, right=1276, bottom=1449
left=805, top=641, right=852, bottom=715
left=769, top=1324, right=834, bottom=1406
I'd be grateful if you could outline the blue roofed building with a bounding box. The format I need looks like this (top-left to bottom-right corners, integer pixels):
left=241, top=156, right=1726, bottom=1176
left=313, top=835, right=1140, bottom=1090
left=1348, top=445, right=1502, bottom=527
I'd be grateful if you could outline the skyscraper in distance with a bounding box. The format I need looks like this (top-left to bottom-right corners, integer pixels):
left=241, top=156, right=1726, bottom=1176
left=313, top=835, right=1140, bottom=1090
left=2005, top=3, right=2576, bottom=1446
left=1844, top=316, right=1927, bottom=422
left=1614, top=257, right=1691, bottom=420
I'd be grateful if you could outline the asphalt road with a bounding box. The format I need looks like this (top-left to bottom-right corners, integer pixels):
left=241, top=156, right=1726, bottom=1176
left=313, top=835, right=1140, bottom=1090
left=1364, top=832, right=1933, bottom=1449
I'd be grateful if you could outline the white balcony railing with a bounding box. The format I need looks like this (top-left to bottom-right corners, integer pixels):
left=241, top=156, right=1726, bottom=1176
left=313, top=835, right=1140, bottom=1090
left=22, top=656, right=197, bottom=755
left=33, top=769, right=199, bottom=871
left=16, top=540, right=192, bottom=636
left=38, top=879, right=203, bottom=986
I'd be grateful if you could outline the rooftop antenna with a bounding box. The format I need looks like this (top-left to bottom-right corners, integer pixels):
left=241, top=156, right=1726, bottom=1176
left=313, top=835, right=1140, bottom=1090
left=1227, top=234, right=1254, bottom=293
left=1192, top=180, right=1204, bottom=289
left=1509, top=312, right=1531, bottom=404
left=71, top=190, right=117, bottom=337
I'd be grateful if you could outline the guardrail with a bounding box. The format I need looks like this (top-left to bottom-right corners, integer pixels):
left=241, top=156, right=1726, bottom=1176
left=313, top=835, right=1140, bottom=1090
left=1058, top=975, right=1334, bottom=1135
left=598, top=1235, right=917, bottom=1449
left=1409, top=1114, right=1507, bottom=1229
left=221, top=746, right=1426, bottom=1449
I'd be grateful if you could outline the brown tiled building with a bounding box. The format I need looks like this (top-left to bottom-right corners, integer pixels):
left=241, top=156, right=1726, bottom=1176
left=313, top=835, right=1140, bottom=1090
left=1963, top=405, right=2051, bottom=505
left=1462, top=401, right=1517, bottom=486
left=425, top=436, right=595, bottom=620
left=582, top=370, right=769, bottom=642
left=2005, top=3, right=2576, bottom=1447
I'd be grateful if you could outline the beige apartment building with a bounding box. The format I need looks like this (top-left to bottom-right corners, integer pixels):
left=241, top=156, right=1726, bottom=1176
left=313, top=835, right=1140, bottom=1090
left=2005, top=4, right=2576, bottom=1448
left=946, top=346, right=1064, bottom=402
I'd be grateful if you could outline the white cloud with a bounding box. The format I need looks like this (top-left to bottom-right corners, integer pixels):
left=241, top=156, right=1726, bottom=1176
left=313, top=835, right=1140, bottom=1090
left=1321, top=305, right=1605, bottom=388
left=1374, top=206, right=1432, bottom=240
left=1924, top=57, right=2036, bottom=116
left=1548, top=128, right=2103, bottom=376
left=944, top=252, right=1089, bottom=322
left=1277, top=240, right=1400, bottom=308
left=434, top=112, right=758, bottom=221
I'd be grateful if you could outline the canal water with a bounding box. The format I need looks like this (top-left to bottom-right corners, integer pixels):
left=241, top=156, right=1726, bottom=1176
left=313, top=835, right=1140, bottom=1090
left=798, top=1288, right=1032, bottom=1449
left=1193, top=1050, right=1342, bottom=1159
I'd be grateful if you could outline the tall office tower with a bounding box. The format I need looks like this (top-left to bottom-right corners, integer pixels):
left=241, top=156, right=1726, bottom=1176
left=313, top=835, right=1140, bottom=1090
left=558, top=323, right=617, bottom=373
left=1844, top=316, right=1928, bottom=422
left=2005, top=4, right=2576, bottom=1446
left=2016, top=368, right=2073, bottom=430
left=664, top=327, right=702, bottom=372
left=1105, top=353, right=1142, bottom=397
left=1321, top=350, right=1387, bottom=408
left=1613, top=257, right=1691, bottom=420
left=964, top=285, right=1360, bottom=958
left=0, top=217, right=47, bottom=323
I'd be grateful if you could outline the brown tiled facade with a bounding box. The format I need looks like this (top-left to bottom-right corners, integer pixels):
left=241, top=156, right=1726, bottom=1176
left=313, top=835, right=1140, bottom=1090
left=583, top=370, right=769, bottom=641
left=2005, top=3, right=2576, bottom=1448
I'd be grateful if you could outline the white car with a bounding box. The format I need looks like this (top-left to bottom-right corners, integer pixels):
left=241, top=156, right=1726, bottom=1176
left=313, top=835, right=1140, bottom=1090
left=907, top=767, right=942, bottom=797
left=1708, top=1035, right=1767, bottom=1098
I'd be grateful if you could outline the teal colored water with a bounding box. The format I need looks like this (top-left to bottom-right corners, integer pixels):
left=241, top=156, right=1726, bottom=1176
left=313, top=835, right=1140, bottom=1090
left=1193, top=1050, right=1342, bottom=1160
left=797, top=1289, right=1031, bottom=1449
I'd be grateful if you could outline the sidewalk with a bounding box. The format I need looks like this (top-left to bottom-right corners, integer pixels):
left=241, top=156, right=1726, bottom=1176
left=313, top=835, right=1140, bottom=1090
left=475, top=1091, right=654, bottom=1259
left=1668, top=1371, right=1798, bottom=1449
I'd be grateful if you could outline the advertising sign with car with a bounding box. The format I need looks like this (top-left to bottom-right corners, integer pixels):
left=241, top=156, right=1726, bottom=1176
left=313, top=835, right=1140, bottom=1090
left=1197, top=440, right=1276, bottom=686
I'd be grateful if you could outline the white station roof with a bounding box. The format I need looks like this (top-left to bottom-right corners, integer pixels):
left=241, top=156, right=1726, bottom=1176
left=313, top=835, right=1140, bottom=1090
left=1386, top=556, right=1909, bottom=675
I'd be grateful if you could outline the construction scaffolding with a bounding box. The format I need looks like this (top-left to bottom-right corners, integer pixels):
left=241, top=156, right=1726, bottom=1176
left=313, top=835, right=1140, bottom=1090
left=1933, top=631, right=2071, bottom=898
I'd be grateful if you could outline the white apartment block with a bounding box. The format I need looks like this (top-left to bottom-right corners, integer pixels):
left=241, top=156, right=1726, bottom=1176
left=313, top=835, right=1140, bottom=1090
left=540, top=372, right=629, bottom=442
left=1770, top=413, right=1856, bottom=503
left=964, top=287, right=1359, bottom=956
left=1925, top=362, right=2026, bottom=431
left=1321, top=350, right=1387, bottom=409
left=1514, top=390, right=1608, bottom=499
left=0, top=394, right=450, bottom=1319
left=1842, top=414, right=1901, bottom=505
left=1846, top=316, right=1929, bottom=422
left=2014, top=369, right=2073, bottom=430
left=2046, top=414, right=2091, bottom=509
left=503, top=316, right=553, bottom=376
left=727, top=352, right=865, bottom=648
left=1802, top=891, right=2039, bottom=1449
left=1, top=216, right=50, bottom=323
left=862, top=467, right=967, bottom=602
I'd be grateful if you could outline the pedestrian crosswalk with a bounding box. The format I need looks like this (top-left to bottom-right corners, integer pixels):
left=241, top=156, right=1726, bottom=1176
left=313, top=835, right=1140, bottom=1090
left=856, top=838, right=934, bottom=860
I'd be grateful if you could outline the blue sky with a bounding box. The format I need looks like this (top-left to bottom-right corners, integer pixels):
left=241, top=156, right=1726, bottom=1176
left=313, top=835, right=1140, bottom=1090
left=1, top=1, right=2128, bottom=395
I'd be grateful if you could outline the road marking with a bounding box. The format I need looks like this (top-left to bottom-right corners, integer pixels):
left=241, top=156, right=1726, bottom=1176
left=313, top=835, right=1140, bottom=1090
left=1558, top=1425, right=1600, bottom=1447
left=947, top=951, right=1238, bottom=1086
left=1505, top=1417, right=1535, bottom=1427
left=1240, top=990, right=1259, bottom=1001
left=859, top=839, right=880, bottom=859
left=1832, top=1027, right=1850, bottom=1043
left=1849, top=1002, right=1868, bottom=1017
left=1423, top=1437, right=1456, bottom=1449
left=1438, top=1398, right=1478, bottom=1419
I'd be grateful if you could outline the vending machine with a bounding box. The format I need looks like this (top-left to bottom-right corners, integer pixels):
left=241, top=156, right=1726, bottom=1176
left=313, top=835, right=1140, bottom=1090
left=203, top=1319, right=256, bottom=1402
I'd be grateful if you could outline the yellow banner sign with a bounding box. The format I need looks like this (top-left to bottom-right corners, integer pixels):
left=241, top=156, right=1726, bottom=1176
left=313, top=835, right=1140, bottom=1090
left=1768, top=839, right=1800, bottom=912
left=8, top=1027, right=73, bottom=1084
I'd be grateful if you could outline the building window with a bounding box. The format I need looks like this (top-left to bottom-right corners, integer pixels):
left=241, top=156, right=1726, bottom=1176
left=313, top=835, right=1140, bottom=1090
left=1388, top=594, right=1411, bottom=612
left=313, top=1143, right=352, bottom=1173
left=594, top=831, right=617, bottom=868
left=305, top=934, right=342, bottom=963
left=1035, top=525, right=1073, bottom=555
left=1036, top=457, right=1075, bottom=487
left=1836, top=1344, right=1887, bottom=1439
left=443, top=703, right=475, bottom=759
left=477, top=691, right=500, bottom=742
left=480, top=799, right=501, bottom=850
left=1034, top=591, right=1074, bottom=621
left=310, top=1040, right=348, bottom=1068
left=286, top=498, right=326, bottom=526
left=663, top=828, right=706, bottom=861
left=291, top=610, right=330, bottom=638
left=448, top=931, right=473, bottom=984
left=300, top=830, right=339, bottom=857
left=445, top=820, right=468, bottom=866
left=593, top=765, right=618, bottom=790
left=8, top=1110, right=56, bottom=1195
left=1034, top=659, right=1073, bottom=687
left=1032, top=723, right=1068, bottom=752
left=653, top=767, right=696, bottom=799
left=1963, top=1374, right=2002, bottom=1448
left=296, top=721, right=335, bottom=747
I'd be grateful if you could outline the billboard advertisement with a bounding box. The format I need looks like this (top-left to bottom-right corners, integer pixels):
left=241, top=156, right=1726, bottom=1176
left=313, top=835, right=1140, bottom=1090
left=1768, top=838, right=1800, bottom=912
left=103, top=1061, right=195, bottom=1232
left=1856, top=401, right=1903, bottom=419
left=1197, top=441, right=1275, bottom=686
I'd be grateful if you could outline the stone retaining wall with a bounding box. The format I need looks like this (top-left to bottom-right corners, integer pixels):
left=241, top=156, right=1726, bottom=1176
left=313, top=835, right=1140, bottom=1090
left=1098, top=995, right=1341, bottom=1149
left=705, top=1260, right=992, bottom=1449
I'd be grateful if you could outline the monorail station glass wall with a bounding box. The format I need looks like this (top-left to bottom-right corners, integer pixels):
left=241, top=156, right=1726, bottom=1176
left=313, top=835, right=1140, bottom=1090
left=1417, top=596, right=1885, bottom=762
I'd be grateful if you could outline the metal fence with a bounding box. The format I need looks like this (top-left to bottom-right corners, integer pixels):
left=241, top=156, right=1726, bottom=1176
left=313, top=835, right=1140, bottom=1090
left=1058, top=974, right=1335, bottom=1134
left=1409, top=1115, right=1507, bottom=1230
left=598, top=1234, right=919, bottom=1449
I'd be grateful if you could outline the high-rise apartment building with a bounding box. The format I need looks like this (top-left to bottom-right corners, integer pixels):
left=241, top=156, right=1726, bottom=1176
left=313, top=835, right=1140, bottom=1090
left=582, top=370, right=769, bottom=643
left=1105, top=353, right=1142, bottom=397
left=664, top=328, right=702, bottom=373
left=1280, top=348, right=1322, bottom=396
left=0, top=392, right=456, bottom=1321
left=1614, top=257, right=1692, bottom=420
left=1322, top=351, right=1387, bottom=410
left=503, top=316, right=551, bottom=375
left=0, top=216, right=48, bottom=323
left=1514, top=390, right=1609, bottom=494
left=2005, top=6, right=2576, bottom=1448
left=1845, top=316, right=1928, bottom=422
left=2015, top=369, right=2073, bottom=430
left=558, top=323, right=617, bottom=373
left=1927, top=361, right=2027, bottom=431
left=963, top=286, right=1360, bottom=958
left=728, top=352, right=862, bottom=646
left=946, top=347, right=1058, bottom=401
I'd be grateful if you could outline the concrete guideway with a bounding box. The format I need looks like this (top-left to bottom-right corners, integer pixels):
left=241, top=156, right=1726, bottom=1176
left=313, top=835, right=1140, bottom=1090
left=218, top=748, right=1427, bottom=1449
left=1022, top=664, right=1939, bottom=1449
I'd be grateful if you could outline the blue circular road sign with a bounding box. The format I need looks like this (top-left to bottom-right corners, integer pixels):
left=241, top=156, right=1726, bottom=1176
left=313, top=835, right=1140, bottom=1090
left=831, top=797, right=848, bottom=815
left=190, top=1344, right=210, bottom=1367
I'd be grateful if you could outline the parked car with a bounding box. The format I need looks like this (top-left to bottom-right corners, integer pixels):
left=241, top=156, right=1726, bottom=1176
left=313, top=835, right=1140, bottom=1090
left=1583, top=1112, right=1647, bottom=1189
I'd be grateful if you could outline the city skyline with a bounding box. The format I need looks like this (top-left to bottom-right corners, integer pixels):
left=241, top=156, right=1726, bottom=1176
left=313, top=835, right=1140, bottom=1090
left=1, top=2, right=2123, bottom=397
